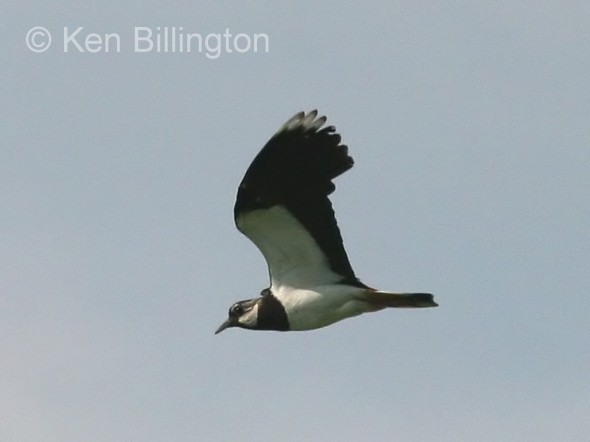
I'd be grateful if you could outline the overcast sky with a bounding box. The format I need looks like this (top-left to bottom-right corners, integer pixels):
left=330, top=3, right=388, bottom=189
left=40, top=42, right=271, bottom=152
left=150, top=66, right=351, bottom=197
left=2, top=2, right=589, bottom=441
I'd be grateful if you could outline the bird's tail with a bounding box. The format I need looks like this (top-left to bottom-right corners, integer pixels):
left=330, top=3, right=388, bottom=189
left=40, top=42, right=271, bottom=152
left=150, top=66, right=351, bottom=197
left=363, top=290, right=438, bottom=309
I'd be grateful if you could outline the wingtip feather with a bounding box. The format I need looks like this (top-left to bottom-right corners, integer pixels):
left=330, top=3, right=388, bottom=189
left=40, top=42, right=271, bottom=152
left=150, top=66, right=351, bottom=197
left=276, top=110, right=328, bottom=136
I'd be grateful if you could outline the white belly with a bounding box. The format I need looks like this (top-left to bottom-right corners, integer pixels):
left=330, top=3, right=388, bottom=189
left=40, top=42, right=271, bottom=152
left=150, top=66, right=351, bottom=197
left=273, top=284, right=372, bottom=331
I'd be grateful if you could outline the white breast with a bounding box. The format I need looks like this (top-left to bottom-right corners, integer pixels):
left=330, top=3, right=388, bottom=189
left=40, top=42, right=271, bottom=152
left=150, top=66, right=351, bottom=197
left=273, top=284, right=372, bottom=331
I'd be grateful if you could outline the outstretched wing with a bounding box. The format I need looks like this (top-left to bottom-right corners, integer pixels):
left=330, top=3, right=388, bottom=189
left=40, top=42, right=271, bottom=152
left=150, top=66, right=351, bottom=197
left=234, top=110, right=367, bottom=289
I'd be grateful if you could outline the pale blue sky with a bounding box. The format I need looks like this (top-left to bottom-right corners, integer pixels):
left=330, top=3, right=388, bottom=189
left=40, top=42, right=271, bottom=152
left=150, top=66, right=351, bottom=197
left=2, top=2, right=589, bottom=441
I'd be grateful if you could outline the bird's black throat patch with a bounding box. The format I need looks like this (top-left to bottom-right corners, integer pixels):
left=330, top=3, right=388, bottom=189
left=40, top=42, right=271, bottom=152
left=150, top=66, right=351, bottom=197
left=256, top=291, right=289, bottom=331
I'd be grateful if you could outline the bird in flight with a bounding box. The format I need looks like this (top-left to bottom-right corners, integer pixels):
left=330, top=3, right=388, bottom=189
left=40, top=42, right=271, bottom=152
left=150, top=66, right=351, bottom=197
left=215, top=110, right=437, bottom=334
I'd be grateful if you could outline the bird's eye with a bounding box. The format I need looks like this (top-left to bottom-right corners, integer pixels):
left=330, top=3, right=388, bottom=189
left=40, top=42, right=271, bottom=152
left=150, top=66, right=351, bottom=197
left=230, top=304, right=243, bottom=316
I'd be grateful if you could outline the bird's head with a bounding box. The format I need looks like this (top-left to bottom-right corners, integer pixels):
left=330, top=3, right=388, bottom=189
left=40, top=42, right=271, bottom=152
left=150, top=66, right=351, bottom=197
left=214, top=298, right=260, bottom=334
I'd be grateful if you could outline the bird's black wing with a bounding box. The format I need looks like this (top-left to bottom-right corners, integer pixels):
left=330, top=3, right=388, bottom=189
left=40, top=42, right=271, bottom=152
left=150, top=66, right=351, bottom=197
left=234, top=110, right=367, bottom=289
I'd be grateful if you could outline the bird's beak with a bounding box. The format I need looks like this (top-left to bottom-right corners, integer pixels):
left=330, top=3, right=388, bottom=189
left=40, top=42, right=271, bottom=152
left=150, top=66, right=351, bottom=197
left=214, top=318, right=235, bottom=335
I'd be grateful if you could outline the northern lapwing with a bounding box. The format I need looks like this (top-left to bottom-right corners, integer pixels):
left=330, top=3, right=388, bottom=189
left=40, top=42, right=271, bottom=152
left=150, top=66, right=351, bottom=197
left=215, top=111, right=437, bottom=334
